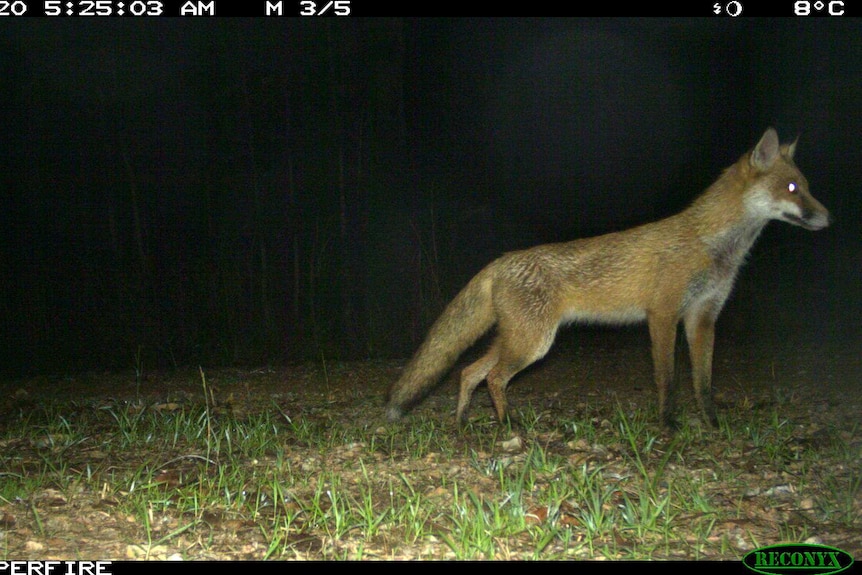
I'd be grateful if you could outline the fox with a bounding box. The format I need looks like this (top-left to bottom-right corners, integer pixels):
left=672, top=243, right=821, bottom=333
left=386, top=128, right=832, bottom=429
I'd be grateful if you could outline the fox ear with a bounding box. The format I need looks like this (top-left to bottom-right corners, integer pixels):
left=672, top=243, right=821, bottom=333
left=783, top=135, right=799, bottom=159
left=751, top=128, right=780, bottom=171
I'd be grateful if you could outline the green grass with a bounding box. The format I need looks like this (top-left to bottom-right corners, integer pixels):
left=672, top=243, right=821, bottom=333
left=0, top=376, right=859, bottom=560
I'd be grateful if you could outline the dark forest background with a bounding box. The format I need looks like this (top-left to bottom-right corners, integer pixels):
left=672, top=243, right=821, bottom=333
left=1, top=19, right=860, bottom=377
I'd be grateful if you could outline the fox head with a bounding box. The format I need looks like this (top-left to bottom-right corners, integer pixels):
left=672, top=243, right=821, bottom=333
left=745, top=128, right=832, bottom=231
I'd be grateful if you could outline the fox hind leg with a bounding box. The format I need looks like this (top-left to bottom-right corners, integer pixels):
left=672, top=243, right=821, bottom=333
left=456, top=343, right=499, bottom=425
left=484, top=322, right=557, bottom=425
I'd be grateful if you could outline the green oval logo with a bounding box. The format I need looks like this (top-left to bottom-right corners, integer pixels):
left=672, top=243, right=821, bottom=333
left=743, top=543, right=854, bottom=575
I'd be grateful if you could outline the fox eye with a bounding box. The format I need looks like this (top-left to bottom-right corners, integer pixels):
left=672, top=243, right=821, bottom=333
left=787, top=182, right=797, bottom=194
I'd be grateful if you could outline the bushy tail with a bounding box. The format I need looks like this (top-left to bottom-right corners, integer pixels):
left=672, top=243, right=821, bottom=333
left=386, top=266, right=496, bottom=421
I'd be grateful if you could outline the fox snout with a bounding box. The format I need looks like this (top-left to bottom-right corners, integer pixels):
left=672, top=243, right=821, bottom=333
left=791, top=209, right=832, bottom=231
left=786, top=190, right=832, bottom=231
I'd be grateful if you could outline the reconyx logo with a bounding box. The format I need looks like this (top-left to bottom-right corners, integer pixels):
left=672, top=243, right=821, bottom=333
left=743, top=543, right=854, bottom=575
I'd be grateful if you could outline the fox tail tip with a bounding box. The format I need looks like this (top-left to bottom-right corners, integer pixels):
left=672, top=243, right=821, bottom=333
left=386, top=405, right=404, bottom=422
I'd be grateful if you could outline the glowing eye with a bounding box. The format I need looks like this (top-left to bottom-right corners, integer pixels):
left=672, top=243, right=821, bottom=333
left=788, top=182, right=797, bottom=193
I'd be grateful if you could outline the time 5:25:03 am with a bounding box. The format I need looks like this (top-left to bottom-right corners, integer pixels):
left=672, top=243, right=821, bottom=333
left=43, top=0, right=165, bottom=15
